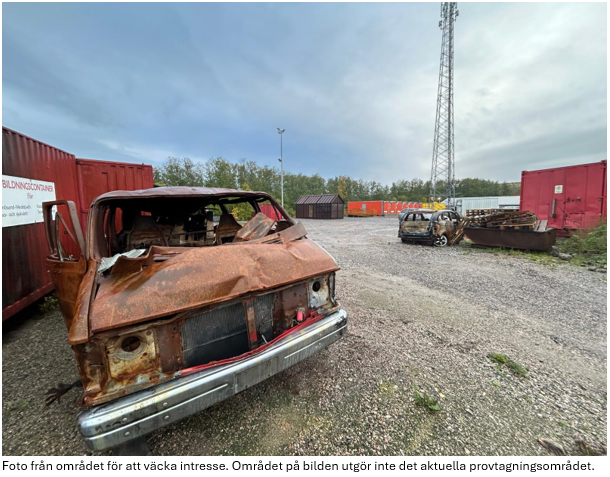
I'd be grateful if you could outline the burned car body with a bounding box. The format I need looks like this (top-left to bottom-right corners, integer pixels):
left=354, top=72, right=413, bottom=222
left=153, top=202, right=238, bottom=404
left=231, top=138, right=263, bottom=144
left=43, top=187, right=347, bottom=451
left=398, top=209, right=463, bottom=247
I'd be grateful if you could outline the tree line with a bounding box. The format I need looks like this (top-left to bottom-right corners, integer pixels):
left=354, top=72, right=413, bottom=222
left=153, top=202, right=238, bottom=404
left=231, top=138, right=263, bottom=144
left=153, top=157, right=520, bottom=216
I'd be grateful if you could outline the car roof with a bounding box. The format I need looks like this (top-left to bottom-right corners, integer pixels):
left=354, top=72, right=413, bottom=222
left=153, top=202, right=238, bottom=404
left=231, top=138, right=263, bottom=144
left=405, top=209, right=436, bottom=214
left=91, top=186, right=274, bottom=205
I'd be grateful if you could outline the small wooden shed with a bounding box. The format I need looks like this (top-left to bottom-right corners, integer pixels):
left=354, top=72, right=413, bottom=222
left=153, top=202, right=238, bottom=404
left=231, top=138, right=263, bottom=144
left=295, top=194, right=344, bottom=219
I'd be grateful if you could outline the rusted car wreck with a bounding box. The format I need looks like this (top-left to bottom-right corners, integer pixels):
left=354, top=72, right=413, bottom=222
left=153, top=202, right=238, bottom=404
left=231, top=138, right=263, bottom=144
left=43, top=187, right=347, bottom=451
left=398, top=209, right=463, bottom=247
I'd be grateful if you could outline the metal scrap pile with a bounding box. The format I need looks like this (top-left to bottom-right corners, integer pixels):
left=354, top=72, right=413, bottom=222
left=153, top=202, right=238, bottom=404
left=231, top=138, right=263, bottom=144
left=465, top=209, right=537, bottom=230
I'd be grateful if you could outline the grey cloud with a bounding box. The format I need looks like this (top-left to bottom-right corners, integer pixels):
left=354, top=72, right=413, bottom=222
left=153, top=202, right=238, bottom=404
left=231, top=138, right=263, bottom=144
left=2, top=2, right=606, bottom=185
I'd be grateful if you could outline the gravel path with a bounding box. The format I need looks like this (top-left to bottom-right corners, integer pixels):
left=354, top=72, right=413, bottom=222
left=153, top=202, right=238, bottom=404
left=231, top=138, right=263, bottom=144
left=2, top=216, right=606, bottom=455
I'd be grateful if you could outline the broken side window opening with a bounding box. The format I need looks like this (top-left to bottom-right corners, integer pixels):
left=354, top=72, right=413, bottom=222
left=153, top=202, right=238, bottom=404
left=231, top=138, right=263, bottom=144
left=43, top=200, right=86, bottom=261
left=408, top=213, right=433, bottom=221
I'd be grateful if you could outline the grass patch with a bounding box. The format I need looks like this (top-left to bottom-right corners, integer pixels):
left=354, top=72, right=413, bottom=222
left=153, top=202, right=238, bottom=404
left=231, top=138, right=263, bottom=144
left=491, top=381, right=501, bottom=389
left=4, top=401, right=29, bottom=415
left=462, top=223, right=607, bottom=268
left=487, top=247, right=559, bottom=265
left=557, top=223, right=607, bottom=267
left=378, top=380, right=400, bottom=398
left=413, top=384, right=441, bottom=412
left=489, top=353, right=509, bottom=364
left=558, top=421, right=569, bottom=429
left=489, top=353, right=528, bottom=378
left=506, top=360, right=528, bottom=377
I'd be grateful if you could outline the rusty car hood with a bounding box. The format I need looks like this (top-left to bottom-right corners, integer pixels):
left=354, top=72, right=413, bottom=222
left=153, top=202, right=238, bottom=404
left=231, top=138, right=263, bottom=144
left=90, top=238, right=339, bottom=333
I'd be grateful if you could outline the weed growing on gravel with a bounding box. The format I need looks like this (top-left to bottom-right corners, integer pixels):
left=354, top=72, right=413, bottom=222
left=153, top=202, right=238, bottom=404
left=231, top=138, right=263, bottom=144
left=491, top=381, right=501, bottom=389
left=489, top=353, right=528, bottom=378
left=558, top=421, right=569, bottom=429
left=5, top=401, right=29, bottom=414
left=506, top=360, right=528, bottom=377
left=413, top=384, right=440, bottom=412
left=379, top=380, right=400, bottom=398
left=39, top=294, right=59, bottom=314
left=489, top=353, right=509, bottom=364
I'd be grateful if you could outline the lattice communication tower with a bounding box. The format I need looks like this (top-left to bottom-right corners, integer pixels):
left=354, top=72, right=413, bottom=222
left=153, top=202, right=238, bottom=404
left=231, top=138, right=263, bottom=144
left=430, top=2, right=459, bottom=207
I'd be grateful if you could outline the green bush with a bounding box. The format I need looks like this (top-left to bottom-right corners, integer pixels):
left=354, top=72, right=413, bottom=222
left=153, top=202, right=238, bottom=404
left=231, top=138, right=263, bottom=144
left=558, top=223, right=607, bottom=265
left=39, top=294, right=59, bottom=314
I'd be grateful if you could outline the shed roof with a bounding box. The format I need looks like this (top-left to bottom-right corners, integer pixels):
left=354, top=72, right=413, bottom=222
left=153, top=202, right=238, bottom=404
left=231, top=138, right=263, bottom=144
left=296, top=194, right=344, bottom=205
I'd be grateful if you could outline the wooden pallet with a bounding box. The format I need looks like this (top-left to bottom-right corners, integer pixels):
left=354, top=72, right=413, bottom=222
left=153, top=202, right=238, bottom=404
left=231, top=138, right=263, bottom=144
left=465, top=209, right=537, bottom=230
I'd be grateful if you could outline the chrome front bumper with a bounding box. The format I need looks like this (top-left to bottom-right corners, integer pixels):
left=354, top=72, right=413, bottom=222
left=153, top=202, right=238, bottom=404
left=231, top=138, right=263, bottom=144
left=78, top=309, right=347, bottom=451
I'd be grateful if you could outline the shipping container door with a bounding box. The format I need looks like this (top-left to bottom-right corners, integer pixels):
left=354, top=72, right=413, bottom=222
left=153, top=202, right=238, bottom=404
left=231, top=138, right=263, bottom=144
left=567, top=163, right=606, bottom=228
left=550, top=169, right=567, bottom=229
left=564, top=167, right=586, bottom=228
left=76, top=162, right=113, bottom=232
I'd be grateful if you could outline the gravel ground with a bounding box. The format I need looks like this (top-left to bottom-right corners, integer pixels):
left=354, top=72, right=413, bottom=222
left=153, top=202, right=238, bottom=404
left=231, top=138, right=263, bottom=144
left=2, top=216, right=607, bottom=456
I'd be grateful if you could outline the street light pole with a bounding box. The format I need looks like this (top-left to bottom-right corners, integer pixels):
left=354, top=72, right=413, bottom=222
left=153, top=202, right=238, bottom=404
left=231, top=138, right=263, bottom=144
left=277, top=128, right=285, bottom=206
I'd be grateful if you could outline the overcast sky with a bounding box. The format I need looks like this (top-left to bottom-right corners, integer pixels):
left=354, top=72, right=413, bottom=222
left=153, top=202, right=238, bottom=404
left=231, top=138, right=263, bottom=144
left=2, top=2, right=607, bottom=184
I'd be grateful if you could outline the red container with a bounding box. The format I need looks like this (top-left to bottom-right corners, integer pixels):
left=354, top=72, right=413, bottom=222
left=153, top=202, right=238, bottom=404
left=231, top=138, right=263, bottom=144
left=2, top=127, right=81, bottom=320
left=520, top=160, right=607, bottom=234
left=347, top=200, right=385, bottom=216
left=75, top=158, right=154, bottom=232
left=260, top=203, right=281, bottom=221
left=2, top=128, right=155, bottom=320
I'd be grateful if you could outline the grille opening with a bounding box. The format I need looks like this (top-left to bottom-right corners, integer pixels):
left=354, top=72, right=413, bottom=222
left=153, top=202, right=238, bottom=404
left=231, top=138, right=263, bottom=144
left=180, top=294, right=278, bottom=368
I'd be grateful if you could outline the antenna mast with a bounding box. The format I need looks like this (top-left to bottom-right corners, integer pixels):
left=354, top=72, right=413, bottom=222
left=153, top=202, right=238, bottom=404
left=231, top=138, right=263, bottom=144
left=430, top=2, right=458, bottom=207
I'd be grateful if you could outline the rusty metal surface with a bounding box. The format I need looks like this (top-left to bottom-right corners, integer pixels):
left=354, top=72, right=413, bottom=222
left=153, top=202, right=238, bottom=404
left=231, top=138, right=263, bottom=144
left=2, top=127, right=80, bottom=320
left=78, top=279, right=336, bottom=406
left=433, top=214, right=457, bottom=240
left=156, top=322, right=183, bottom=373
left=47, top=257, right=86, bottom=329
left=77, top=309, right=347, bottom=450
left=91, top=238, right=338, bottom=333
left=233, top=212, right=275, bottom=242
left=42, top=187, right=342, bottom=408
left=273, top=282, right=308, bottom=334
left=243, top=299, right=259, bottom=349
left=464, top=227, right=557, bottom=251
left=90, top=186, right=277, bottom=205
left=87, top=187, right=295, bottom=258
left=42, top=200, right=86, bottom=257
left=68, top=260, right=98, bottom=344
